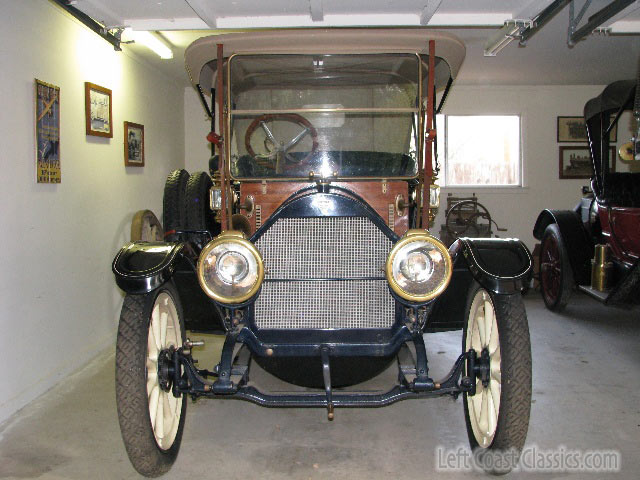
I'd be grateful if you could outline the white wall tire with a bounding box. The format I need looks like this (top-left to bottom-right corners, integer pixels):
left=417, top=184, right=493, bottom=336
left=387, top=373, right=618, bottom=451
left=462, top=282, right=532, bottom=474
left=116, top=282, right=187, bottom=477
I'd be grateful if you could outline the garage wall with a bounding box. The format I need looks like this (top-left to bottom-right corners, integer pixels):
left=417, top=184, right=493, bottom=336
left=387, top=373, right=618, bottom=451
left=185, top=88, right=213, bottom=173
left=0, top=0, right=184, bottom=423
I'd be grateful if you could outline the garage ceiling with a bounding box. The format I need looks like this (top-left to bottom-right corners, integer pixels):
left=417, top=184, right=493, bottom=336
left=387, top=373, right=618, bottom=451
left=66, top=0, right=640, bottom=86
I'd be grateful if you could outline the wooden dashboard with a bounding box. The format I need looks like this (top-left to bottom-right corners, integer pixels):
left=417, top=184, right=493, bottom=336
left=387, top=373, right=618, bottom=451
left=238, top=181, right=410, bottom=236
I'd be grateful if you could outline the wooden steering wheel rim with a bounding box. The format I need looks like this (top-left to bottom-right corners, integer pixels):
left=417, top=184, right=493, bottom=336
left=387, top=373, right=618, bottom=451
left=244, top=113, right=319, bottom=165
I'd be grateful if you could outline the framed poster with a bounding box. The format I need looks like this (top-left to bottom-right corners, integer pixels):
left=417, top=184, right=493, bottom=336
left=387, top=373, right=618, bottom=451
left=124, top=121, right=144, bottom=167
left=85, top=82, right=113, bottom=137
left=35, top=79, right=61, bottom=183
left=557, top=116, right=617, bottom=143
left=559, top=146, right=616, bottom=179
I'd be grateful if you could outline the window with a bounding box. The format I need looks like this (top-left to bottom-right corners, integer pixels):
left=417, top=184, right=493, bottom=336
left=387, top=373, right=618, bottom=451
left=440, top=115, right=521, bottom=187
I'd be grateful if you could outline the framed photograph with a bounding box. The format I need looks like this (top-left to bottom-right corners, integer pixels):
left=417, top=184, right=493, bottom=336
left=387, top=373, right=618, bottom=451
left=557, top=116, right=587, bottom=142
left=124, top=121, right=145, bottom=167
left=85, top=82, right=113, bottom=137
left=559, top=146, right=616, bottom=179
left=35, top=79, right=61, bottom=183
left=557, top=116, right=617, bottom=143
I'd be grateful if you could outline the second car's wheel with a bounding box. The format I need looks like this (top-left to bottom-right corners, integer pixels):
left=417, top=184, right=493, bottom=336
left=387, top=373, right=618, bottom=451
left=115, top=282, right=187, bottom=477
left=463, top=282, right=532, bottom=474
left=185, top=171, right=218, bottom=236
left=163, top=169, right=189, bottom=241
left=539, top=223, right=573, bottom=311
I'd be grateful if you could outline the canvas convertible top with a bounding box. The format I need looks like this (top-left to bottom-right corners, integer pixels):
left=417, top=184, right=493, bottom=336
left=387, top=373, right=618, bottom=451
left=584, top=79, right=636, bottom=121
left=185, top=28, right=466, bottom=94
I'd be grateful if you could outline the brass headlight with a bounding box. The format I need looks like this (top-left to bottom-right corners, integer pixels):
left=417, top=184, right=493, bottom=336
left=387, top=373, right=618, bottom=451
left=386, top=229, right=452, bottom=303
left=197, top=231, right=264, bottom=304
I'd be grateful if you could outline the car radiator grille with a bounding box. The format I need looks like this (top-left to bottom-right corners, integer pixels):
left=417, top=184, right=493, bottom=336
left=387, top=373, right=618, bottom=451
left=254, top=217, right=395, bottom=329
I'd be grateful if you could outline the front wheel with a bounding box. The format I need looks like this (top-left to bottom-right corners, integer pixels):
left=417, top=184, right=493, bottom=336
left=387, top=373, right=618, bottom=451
left=539, top=223, right=573, bottom=311
left=115, top=282, right=187, bottom=477
left=462, top=283, right=532, bottom=474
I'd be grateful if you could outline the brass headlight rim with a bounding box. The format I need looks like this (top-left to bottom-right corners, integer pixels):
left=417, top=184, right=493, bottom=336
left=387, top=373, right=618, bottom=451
left=197, top=231, right=265, bottom=304
left=386, top=230, right=452, bottom=303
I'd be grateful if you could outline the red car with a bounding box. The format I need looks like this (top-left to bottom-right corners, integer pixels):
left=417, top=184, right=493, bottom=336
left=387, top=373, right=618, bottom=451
left=534, top=79, right=640, bottom=311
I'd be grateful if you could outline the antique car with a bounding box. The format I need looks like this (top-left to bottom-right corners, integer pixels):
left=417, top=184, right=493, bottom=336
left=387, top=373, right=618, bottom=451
left=534, top=78, right=640, bottom=311
left=112, top=29, right=532, bottom=477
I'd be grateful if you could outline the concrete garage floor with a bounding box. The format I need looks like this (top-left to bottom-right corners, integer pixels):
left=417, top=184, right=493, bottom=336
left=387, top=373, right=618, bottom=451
left=0, top=295, right=638, bottom=479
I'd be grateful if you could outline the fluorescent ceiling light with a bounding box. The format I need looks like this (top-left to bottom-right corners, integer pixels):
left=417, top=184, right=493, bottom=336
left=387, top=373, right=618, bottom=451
left=124, top=28, right=173, bottom=59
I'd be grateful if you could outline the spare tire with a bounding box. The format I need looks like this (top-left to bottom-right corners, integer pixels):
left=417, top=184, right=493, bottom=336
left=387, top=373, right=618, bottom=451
left=185, top=171, right=219, bottom=236
left=163, top=169, right=190, bottom=241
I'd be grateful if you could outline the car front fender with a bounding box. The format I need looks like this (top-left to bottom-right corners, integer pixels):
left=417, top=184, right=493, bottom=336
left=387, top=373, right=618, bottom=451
left=112, top=242, right=187, bottom=294
left=450, top=237, right=533, bottom=295
left=426, top=237, right=532, bottom=332
left=532, top=209, right=593, bottom=284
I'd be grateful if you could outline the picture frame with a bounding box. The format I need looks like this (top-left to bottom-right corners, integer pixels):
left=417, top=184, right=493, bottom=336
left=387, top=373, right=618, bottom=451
left=557, top=116, right=617, bottom=143
left=85, top=82, right=113, bottom=137
left=124, top=121, right=145, bottom=167
left=35, top=79, right=61, bottom=183
left=559, top=146, right=616, bottom=179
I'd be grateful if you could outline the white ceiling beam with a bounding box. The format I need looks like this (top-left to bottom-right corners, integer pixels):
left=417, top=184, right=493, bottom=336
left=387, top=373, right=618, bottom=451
left=600, top=2, right=640, bottom=28
left=420, top=1, right=443, bottom=26
left=184, top=0, right=218, bottom=28
left=428, top=13, right=509, bottom=26
left=215, top=12, right=507, bottom=29
left=310, top=0, right=324, bottom=22
left=516, top=0, right=557, bottom=20
left=216, top=13, right=416, bottom=28
left=73, top=0, right=122, bottom=27
left=608, top=19, right=640, bottom=32
left=125, top=18, right=209, bottom=31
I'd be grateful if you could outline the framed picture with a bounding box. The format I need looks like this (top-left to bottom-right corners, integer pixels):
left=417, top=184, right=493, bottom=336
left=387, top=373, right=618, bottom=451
left=557, top=116, right=617, bottom=143
left=85, top=82, right=113, bottom=137
left=559, top=146, right=616, bottom=179
left=124, top=122, right=145, bottom=167
left=35, top=79, right=61, bottom=183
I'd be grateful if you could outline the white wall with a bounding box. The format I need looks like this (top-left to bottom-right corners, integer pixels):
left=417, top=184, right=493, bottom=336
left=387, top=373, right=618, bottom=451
left=185, top=88, right=213, bottom=173
left=0, top=0, right=184, bottom=423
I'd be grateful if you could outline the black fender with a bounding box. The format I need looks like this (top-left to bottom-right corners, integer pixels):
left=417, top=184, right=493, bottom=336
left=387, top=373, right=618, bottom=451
left=532, top=209, right=593, bottom=285
left=426, top=237, right=532, bottom=332
left=113, top=242, right=187, bottom=294
left=112, top=241, right=225, bottom=332
left=451, top=237, right=533, bottom=295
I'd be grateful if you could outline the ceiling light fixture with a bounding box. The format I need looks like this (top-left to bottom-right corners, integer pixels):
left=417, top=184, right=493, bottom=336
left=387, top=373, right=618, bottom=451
left=124, top=28, right=173, bottom=59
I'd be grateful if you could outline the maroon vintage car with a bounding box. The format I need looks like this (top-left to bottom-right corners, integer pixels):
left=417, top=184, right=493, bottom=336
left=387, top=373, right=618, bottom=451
left=533, top=78, right=640, bottom=311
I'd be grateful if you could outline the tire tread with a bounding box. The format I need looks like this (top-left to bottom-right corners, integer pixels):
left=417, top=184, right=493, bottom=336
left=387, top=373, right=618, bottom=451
left=115, top=287, right=186, bottom=477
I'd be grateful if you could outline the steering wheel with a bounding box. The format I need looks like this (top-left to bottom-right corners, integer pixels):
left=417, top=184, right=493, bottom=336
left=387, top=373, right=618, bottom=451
left=445, top=200, right=492, bottom=238
left=244, top=114, right=319, bottom=174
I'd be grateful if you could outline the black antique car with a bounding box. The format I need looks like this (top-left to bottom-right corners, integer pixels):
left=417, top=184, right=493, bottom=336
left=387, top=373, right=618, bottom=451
left=112, top=29, right=533, bottom=477
left=534, top=78, right=640, bottom=311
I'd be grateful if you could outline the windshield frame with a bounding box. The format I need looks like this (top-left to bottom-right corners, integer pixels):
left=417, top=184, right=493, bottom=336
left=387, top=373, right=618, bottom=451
left=226, top=52, right=424, bottom=182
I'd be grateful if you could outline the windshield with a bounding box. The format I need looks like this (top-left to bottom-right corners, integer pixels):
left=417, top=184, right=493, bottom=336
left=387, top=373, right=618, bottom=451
left=228, top=54, right=423, bottom=179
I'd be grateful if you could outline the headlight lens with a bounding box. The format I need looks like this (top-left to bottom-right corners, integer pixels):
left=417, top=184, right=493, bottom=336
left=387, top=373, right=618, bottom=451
left=386, top=230, right=452, bottom=303
left=197, top=231, right=264, bottom=304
